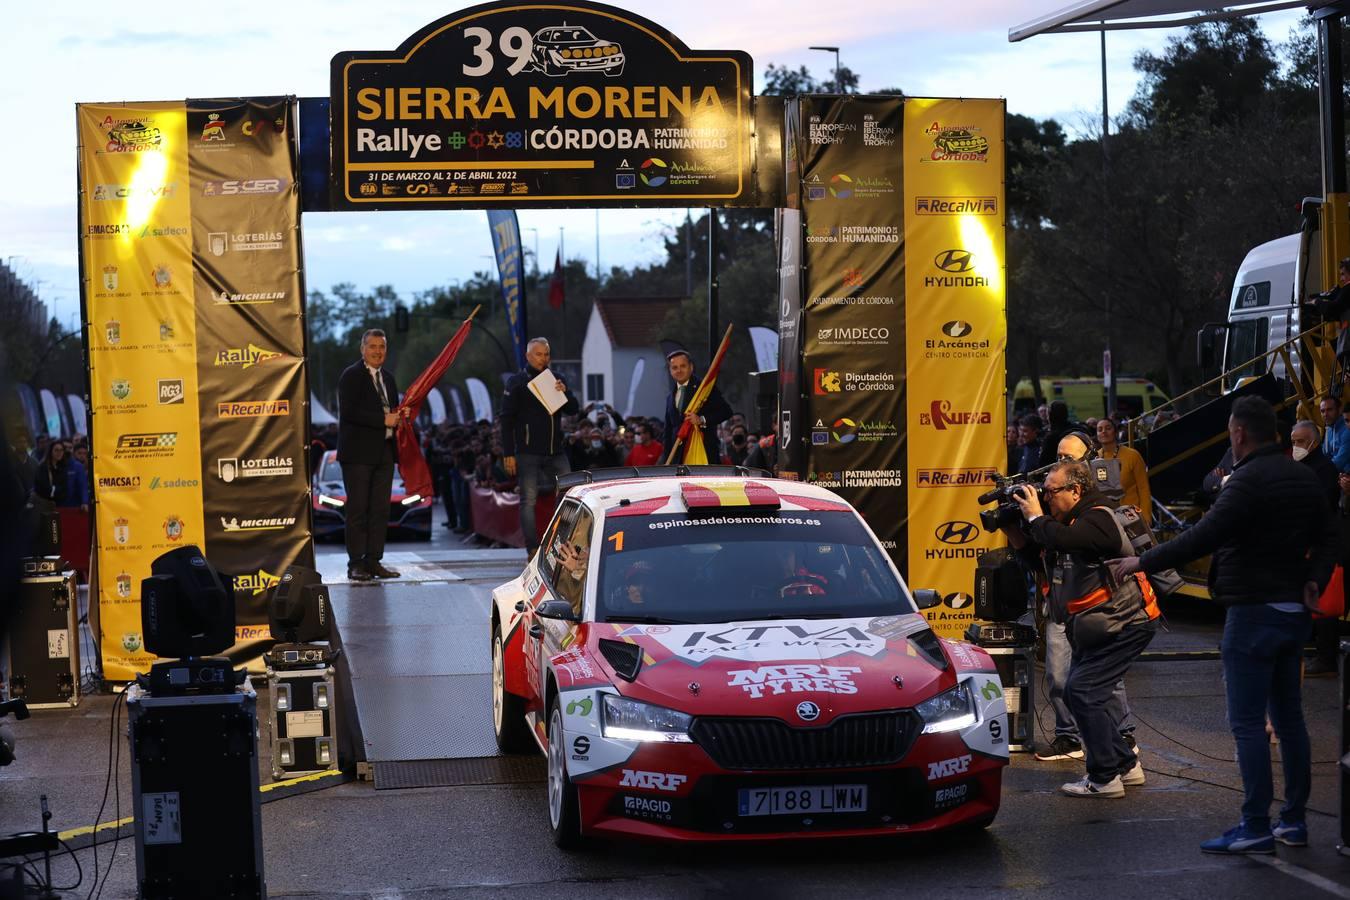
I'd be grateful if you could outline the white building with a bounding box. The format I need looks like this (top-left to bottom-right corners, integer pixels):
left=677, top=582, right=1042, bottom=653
left=580, top=297, right=685, bottom=419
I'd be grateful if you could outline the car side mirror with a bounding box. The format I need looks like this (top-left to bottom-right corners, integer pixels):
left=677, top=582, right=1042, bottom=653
left=535, top=599, right=579, bottom=622
left=912, top=589, right=942, bottom=611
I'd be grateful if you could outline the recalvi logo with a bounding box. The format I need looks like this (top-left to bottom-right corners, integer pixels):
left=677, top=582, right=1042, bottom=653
left=217, top=400, right=290, bottom=418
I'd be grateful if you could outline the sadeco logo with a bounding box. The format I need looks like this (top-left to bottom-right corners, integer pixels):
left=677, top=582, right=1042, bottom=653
left=639, top=158, right=668, bottom=187
left=934, top=520, right=979, bottom=545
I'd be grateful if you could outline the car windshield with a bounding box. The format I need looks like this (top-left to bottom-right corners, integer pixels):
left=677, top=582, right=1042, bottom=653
left=596, top=510, right=911, bottom=624
left=544, top=27, right=597, bottom=43
left=319, top=458, right=403, bottom=488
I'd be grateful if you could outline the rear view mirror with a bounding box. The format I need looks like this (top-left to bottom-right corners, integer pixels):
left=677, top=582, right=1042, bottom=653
left=535, top=599, right=578, bottom=622
left=912, top=589, right=942, bottom=611
left=1196, top=322, right=1226, bottom=373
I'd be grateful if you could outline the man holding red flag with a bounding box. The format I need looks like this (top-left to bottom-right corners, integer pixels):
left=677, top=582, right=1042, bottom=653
left=662, top=349, right=732, bottom=465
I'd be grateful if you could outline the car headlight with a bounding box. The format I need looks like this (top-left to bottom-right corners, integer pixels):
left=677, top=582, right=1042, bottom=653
left=916, top=682, right=977, bottom=734
left=318, top=494, right=345, bottom=508
left=601, top=694, right=692, bottom=743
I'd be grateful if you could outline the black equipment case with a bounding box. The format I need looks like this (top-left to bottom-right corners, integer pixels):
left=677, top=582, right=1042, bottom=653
left=6, top=568, right=80, bottom=708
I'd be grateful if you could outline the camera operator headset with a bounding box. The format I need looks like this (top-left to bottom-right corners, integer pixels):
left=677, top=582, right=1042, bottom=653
left=1001, top=449, right=1154, bottom=796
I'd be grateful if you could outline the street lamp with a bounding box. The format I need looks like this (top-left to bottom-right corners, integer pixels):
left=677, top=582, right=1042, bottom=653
left=809, top=46, right=841, bottom=91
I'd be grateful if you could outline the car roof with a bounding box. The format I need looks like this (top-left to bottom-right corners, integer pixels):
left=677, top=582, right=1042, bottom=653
left=567, top=475, right=853, bottom=517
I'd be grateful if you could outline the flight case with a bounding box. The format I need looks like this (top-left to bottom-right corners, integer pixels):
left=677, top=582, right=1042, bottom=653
left=6, top=567, right=80, bottom=708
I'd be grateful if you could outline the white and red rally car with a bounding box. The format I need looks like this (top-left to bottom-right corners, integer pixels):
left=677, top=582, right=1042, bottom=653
left=489, top=469, right=1007, bottom=847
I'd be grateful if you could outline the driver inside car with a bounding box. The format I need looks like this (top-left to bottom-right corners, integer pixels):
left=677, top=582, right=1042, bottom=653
left=778, top=545, right=832, bottom=597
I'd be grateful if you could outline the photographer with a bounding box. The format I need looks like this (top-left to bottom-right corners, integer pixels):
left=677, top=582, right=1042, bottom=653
left=1003, top=458, right=1153, bottom=798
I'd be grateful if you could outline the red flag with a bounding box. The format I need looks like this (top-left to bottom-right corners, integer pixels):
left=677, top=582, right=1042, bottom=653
left=548, top=248, right=565, bottom=310
left=394, top=307, right=478, bottom=500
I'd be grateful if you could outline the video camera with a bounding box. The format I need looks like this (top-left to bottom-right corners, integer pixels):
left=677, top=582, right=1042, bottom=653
left=977, top=463, right=1055, bottom=532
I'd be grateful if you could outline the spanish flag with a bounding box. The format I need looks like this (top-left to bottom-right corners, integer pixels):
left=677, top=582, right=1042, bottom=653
left=666, top=324, right=734, bottom=465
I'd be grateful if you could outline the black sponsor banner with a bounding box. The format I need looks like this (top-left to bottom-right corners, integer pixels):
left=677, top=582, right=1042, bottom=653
left=796, top=97, right=906, bottom=569
left=188, top=97, right=313, bottom=659
left=329, top=0, right=753, bottom=208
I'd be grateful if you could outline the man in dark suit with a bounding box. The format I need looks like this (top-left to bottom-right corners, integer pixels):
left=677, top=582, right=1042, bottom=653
left=663, top=350, right=733, bottom=464
left=338, top=329, right=402, bottom=581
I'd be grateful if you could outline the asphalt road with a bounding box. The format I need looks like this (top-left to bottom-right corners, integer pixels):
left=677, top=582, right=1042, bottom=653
left=3, top=513, right=1349, bottom=898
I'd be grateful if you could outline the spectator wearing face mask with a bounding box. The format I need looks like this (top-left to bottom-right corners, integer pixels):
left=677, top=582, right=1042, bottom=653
left=725, top=425, right=752, bottom=466
left=579, top=427, right=621, bottom=469
left=624, top=423, right=664, bottom=467
left=1290, top=420, right=1339, bottom=508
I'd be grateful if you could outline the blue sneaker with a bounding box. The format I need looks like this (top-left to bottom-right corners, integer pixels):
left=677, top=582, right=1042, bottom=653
left=1200, top=822, right=1275, bottom=855
left=1272, top=819, right=1307, bottom=847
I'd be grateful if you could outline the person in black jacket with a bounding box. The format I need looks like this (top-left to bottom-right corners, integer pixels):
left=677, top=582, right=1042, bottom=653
left=1037, top=400, right=1078, bottom=469
left=1290, top=420, right=1339, bottom=508
left=337, top=329, right=403, bottom=582
left=500, top=338, right=578, bottom=556
left=1112, top=396, right=1338, bottom=855
left=662, top=350, right=732, bottom=464
left=1004, top=460, right=1153, bottom=799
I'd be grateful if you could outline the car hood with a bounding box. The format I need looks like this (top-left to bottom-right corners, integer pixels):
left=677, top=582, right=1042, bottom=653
left=590, top=614, right=953, bottom=721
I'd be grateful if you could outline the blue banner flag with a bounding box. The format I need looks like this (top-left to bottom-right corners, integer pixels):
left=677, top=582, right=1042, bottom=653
left=487, top=210, right=527, bottom=369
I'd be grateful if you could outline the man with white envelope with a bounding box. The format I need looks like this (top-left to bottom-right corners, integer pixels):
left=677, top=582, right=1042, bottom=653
left=501, top=337, right=579, bottom=556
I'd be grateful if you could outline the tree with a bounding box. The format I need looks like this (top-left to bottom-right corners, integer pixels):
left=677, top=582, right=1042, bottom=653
left=1128, top=18, right=1278, bottom=126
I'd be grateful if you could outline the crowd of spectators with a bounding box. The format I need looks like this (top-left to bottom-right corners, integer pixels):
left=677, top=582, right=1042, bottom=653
left=9, top=431, right=91, bottom=512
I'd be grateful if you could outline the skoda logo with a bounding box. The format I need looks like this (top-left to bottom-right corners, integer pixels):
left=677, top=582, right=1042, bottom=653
left=796, top=701, right=821, bottom=722
left=942, top=320, right=973, bottom=338
left=934, top=249, right=975, bottom=273
left=935, top=520, right=979, bottom=545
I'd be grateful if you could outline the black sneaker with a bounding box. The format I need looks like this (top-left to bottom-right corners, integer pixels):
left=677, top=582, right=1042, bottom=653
left=1035, top=736, right=1085, bottom=761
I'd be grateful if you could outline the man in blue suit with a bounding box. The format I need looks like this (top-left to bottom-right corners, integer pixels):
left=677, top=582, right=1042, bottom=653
left=662, top=350, right=733, bottom=465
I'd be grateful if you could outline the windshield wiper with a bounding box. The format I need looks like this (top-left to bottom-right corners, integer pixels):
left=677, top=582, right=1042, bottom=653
left=601, top=615, right=690, bottom=625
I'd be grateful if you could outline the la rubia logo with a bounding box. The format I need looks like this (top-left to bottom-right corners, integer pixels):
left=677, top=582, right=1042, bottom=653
left=919, top=400, right=992, bottom=431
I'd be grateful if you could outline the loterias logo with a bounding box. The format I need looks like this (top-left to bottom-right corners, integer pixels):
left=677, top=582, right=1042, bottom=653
left=919, top=400, right=993, bottom=431
left=217, top=399, right=290, bottom=418
left=214, top=344, right=283, bottom=369
left=217, top=456, right=294, bottom=482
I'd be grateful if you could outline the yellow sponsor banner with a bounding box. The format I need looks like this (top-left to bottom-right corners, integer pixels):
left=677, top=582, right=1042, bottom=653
left=902, top=98, right=1008, bottom=637
left=78, top=103, right=205, bottom=679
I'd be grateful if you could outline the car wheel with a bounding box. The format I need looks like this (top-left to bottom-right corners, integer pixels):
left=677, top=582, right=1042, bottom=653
left=547, top=698, right=584, bottom=849
left=492, top=626, right=533, bottom=753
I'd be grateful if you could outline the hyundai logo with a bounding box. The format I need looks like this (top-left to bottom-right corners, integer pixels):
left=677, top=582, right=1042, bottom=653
left=934, top=249, right=975, bottom=273
left=941, top=320, right=973, bottom=338
left=935, top=520, right=979, bottom=545
left=796, top=700, right=821, bottom=722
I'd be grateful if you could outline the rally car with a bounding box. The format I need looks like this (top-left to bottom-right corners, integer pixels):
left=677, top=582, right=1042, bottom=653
left=933, top=129, right=989, bottom=155
left=107, top=121, right=162, bottom=150
left=529, top=24, right=625, bottom=77
left=311, top=449, right=433, bottom=541
left=489, top=468, right=1007, bottom=847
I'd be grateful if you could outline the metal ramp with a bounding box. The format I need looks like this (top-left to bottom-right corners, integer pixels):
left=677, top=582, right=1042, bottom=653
left=327, top=552, right=546, bottom=790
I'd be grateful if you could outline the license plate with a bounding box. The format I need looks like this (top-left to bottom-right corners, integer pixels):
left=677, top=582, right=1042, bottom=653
left=736, top=785, right=867, bottom=817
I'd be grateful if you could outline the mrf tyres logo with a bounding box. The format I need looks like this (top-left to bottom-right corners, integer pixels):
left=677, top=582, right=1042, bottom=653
left=919, top=400, right=992, bottom=431
left=926, top=249, right=989, bottom=288
left=726, top=664, right=861, bottom=698
left=927, top=520, right=981, bottom=561
left=927, top=754, right=972, bottom=781
left=619, top=770, right=688, bottom=793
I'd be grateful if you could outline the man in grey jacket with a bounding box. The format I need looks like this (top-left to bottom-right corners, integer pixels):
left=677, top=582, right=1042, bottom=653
left=1110, top=396, right=1337, bottom=855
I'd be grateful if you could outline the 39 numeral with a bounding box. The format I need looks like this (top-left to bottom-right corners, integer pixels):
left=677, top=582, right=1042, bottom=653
left=462, top=26, right=535, bottom=77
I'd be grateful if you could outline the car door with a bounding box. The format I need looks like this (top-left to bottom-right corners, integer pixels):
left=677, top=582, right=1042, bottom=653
left=525, top=500, right=580, bottom=705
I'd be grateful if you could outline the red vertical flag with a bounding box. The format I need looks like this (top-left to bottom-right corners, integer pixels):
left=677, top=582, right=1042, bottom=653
left=548, top=248, right=565, bottom=309
left=394, top=307, right=478, bottom=499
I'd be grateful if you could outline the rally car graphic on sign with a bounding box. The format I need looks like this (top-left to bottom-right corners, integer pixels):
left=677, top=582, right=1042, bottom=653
left=528, top=24, right=626, bottom=77
left=489, top=471, right=1007, bottom=847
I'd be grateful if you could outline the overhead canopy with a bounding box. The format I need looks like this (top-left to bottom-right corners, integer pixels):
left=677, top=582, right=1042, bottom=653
left=1010, top=0, right=1332, bottom=41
